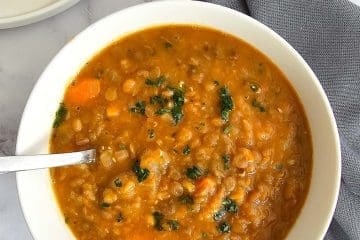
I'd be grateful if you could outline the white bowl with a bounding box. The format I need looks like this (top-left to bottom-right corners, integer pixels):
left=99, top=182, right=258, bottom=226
left=16, top=1, right=341, bottom=239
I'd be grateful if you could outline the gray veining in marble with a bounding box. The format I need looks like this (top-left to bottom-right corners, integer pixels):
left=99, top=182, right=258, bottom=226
left=0, top=1, right=152, bottom=239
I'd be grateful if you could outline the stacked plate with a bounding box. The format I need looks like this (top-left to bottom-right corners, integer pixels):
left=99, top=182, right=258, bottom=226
left=0, top=0, right=80, bottom=29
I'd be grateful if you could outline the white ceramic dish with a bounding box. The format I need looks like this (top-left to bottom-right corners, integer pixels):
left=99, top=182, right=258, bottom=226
left=16, top=1, right=341, bottom=239
left=0, top=0, right=80, bottom=29
left=349, top=0, right=360, bottom=6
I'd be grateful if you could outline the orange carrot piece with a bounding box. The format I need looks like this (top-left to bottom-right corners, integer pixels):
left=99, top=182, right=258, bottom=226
left=195, top=176, right=217, bottom=198
left=106, top=104, right=120, bottom=118
left=65, top=78, right=100, bottom=106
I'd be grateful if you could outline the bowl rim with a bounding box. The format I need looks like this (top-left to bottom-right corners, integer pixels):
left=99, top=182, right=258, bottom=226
left=16, top=1, right=341, bottom=240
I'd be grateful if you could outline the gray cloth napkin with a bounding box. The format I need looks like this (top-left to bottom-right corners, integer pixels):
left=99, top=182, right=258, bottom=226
left=203, top=0, right=360, bottom=239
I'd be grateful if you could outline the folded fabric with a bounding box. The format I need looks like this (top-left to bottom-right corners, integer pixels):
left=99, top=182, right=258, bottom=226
left=203, top=0, right=360, bottom=239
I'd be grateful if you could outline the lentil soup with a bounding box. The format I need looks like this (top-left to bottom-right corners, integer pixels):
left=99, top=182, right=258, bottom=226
left=50, top=25, right=312, bottom=240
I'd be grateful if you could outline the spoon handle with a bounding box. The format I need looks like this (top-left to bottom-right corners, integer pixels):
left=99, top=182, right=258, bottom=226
left=0, top=149, right=96, bottom=174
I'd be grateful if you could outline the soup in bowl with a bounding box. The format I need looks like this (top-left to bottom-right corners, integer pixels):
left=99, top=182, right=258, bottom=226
left=16, top=1, right=340, bottom=240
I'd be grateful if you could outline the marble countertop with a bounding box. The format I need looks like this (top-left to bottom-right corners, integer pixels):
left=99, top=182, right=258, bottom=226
left=0, top=1, right=152, bottom=239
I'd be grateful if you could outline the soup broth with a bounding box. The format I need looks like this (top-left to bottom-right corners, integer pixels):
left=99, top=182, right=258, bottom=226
left=50, top=25, right=312, bottom=240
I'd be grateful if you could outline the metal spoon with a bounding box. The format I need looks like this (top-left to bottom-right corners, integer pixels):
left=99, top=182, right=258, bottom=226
left=0, top=149, right=96, bottom=174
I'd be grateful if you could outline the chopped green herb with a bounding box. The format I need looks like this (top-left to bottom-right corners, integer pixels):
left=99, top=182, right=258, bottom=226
left=183, top=145, right=191, bottom=155
left=223, top=124, right=231, bottom=135
left=132, top=160, right=150, bottom=182
left=130, top=101, right=146, bottom=115
left=250, top=83, right=259, bottom=92
left=100, top=202, right=110, bottom=208
left=167, top=220, right=179, bottom=230
left=213, top=209, right=226, bottom=222
left=145, top=75, right=166, bottom=87
left=219, top=86, right=234, bottom=122
left=153, top=211, right=164, bottom=231
left=275, top=163, right=284, bottom=170
left=116, top=213, right=124, bottom=222
left=114, top=178, right=122, bottom=187
left=222, top=154, right=231, bottom=170
left=218, top=221, right=231, bottom=233
left=186, top=166, right=202, bottom=180
left=64, top=216, right=70, bottom=224
left=171, top=87, right=185, bottom=105
left=170, top=87, right=185, bottom=124
left=53, top=103, right=67, bottom=128
left=179, top=194, right=194, bottom=204
left=222, top=198, right=238, bottom=213
left=164, top=41, right=173, bottom=49
left=213, top=80, right=220, bottom=86
left=148, top=129, right=155, bottom=139
left=119, top=144, right=127, bottom=150
left=155, top=108, right=171, bottom=115
left=171, top=105, right=184, bottom=124
left=150, top=95, right=167, bottom=106
left=252, top=99, right=266, bottom=112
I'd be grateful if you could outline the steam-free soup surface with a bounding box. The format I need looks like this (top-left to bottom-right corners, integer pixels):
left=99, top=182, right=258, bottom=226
left=51, top=25, right=312, bottom=240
